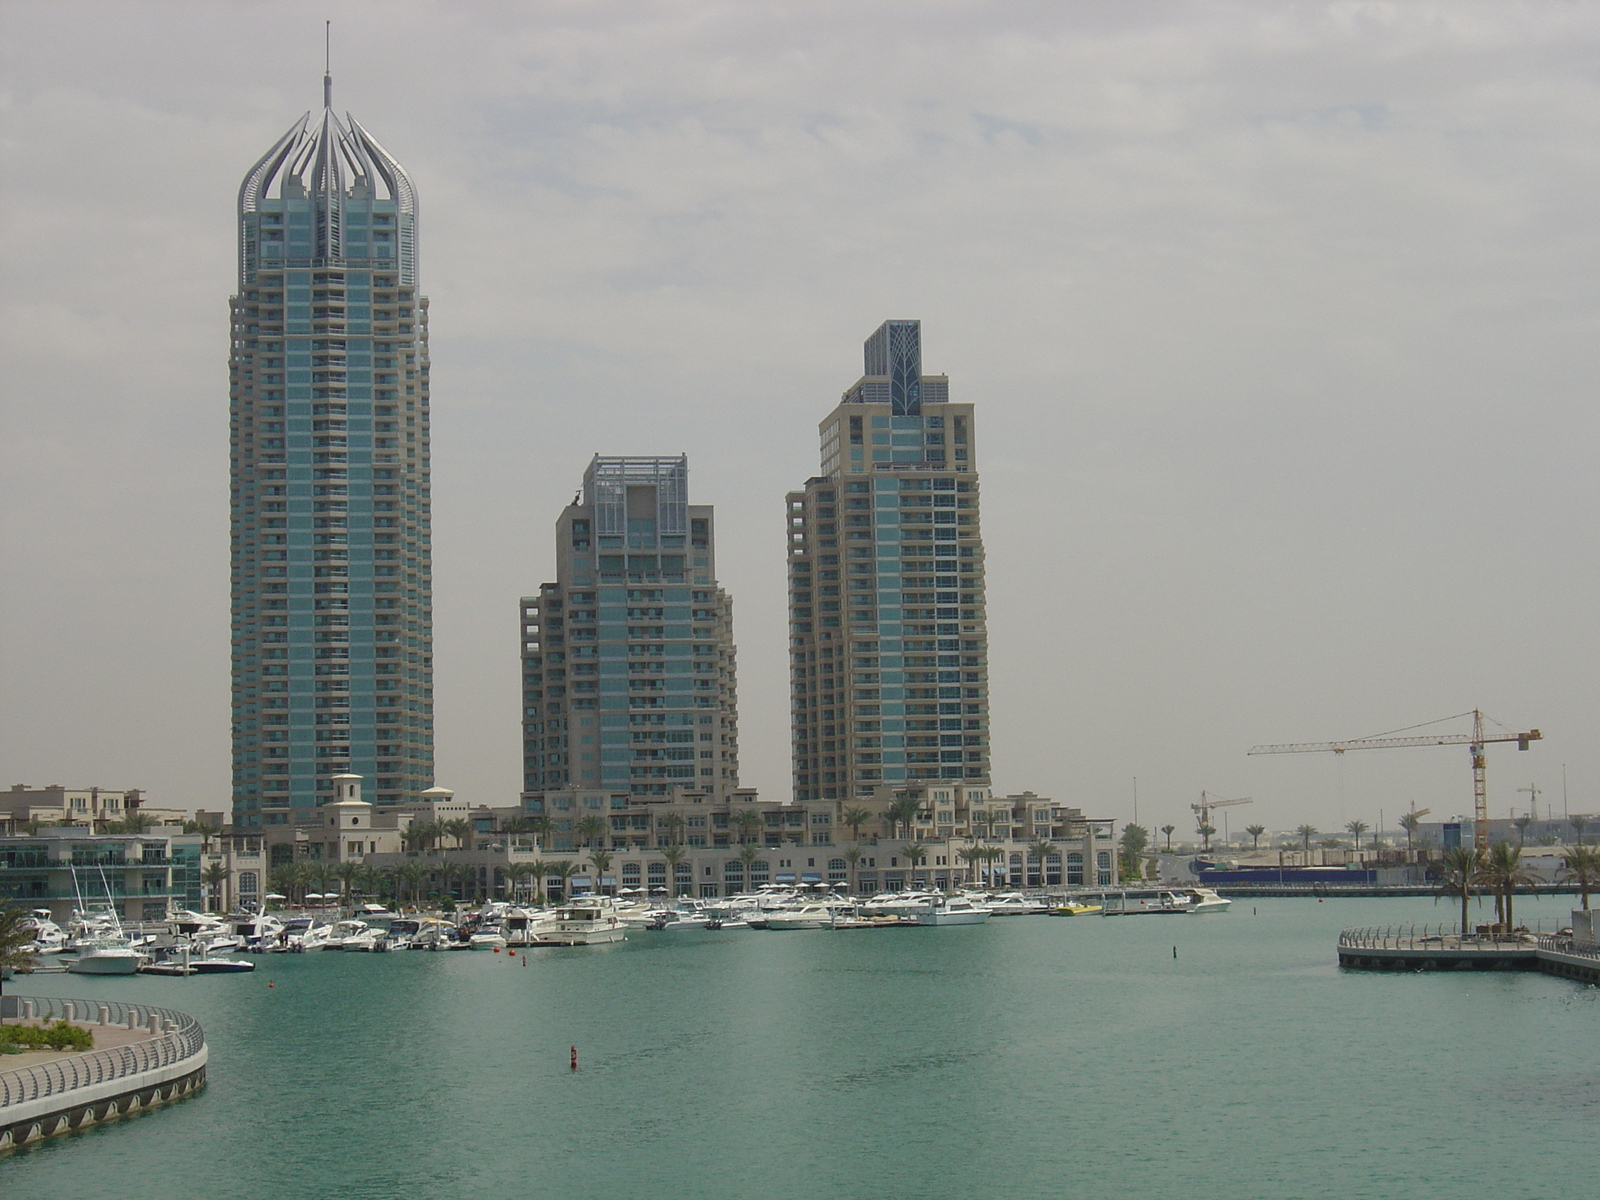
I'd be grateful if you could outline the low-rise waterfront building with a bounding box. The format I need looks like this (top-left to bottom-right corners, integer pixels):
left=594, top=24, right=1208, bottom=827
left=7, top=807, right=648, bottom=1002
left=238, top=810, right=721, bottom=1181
left=0, top=828, right=190, bottom=924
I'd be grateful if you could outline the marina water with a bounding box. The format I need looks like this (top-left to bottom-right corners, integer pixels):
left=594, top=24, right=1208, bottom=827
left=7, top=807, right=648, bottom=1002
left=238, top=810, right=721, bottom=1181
left=5, top=895, right=1595, bottom=1200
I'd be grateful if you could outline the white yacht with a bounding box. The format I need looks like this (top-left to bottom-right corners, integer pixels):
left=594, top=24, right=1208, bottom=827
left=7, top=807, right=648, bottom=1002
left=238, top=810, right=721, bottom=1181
left=541, top=897, right=627, bottom=945
left=1101, top=888, right=1230, bottom=915
left=763, top=903, right=839, bottom=930
left=469, top=924, right=508, bottom=950
left=273, top=917, right=334, bottom=952
left=323, top=919, right=372, bottom=949
left=912, top=896, right=992, bottom=926
left=19, top=911, right=67, bottom=955
left=986, top=893, right=1047, bottom=915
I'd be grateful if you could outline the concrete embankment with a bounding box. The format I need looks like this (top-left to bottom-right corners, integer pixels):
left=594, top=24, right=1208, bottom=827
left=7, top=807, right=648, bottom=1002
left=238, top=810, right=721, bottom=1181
left=0, top=996, right=207, bottom=1152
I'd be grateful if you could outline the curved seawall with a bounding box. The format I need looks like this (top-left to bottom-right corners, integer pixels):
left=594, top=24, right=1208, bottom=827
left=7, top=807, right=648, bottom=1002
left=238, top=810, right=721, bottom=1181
left=0, top=996, right=207, bottom=1152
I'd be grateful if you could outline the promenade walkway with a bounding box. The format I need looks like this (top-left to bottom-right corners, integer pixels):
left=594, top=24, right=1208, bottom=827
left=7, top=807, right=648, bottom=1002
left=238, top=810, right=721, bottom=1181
left=1, top=996, right=208, bottom=1152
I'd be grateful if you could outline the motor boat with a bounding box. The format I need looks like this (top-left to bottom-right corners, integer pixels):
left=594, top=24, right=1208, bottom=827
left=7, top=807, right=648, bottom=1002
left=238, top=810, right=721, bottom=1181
left=1046, top=900, right=1103, bottom=916
left=272, top=917, right=334, bottom=952
left=469, top=924, right=508, bottom=950
left=19, top=910, right=67, bottom=955
left=912, top=896, right=992, bottom=926
left=229, top=911, right=286, bottom=950
left=763, top=903, right=840, bottom=930
left=1182, top=887, right=1232, bottom=913
left=323, top=919, right=372, bottom=949
left=1101, top=888, right=1228, bottom=915
left=539, top=897, right=627, bottom=945
left=986, top=893, right=1047, bottom=915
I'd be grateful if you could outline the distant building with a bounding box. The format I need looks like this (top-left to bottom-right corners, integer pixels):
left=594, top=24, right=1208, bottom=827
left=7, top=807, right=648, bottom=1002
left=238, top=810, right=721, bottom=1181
left=520, top=456, right=740, bottom=803
left=0, top=828, right=191, bottom=924
left=0, top=785, right=186, bottom=835
left=786, top=320, right=990, bottom=802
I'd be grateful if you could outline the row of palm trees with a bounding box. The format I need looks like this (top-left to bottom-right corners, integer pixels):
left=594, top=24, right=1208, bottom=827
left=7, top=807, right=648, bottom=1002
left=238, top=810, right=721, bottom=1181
left=1433, top=843, right=1600, bottom=931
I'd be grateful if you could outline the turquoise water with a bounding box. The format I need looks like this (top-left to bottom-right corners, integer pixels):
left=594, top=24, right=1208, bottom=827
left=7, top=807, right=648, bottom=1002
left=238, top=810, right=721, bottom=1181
left=5, top=896, right=1595, bottom=1200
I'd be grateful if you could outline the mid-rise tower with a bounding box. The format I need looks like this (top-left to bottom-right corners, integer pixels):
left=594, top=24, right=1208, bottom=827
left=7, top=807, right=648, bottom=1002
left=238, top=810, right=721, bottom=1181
left=229, top=74, right=433, bottom=827
left=787, top=321, right=989, bottom=802
left=522, top=456, right=739, bottom=802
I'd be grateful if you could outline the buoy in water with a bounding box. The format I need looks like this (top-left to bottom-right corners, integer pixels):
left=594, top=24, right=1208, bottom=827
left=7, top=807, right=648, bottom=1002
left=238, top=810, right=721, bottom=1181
left=570, top=1046, right=578, bottom=1071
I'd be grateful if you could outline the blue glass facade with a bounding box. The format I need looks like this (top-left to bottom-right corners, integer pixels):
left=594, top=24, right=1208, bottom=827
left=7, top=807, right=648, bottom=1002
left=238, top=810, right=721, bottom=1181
left=230, top=88, right=433, bottom=826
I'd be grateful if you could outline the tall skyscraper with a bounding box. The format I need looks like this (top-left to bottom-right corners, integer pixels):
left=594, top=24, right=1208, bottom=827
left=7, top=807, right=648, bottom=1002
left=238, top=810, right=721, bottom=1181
left=521, top=457, right=740, bottom=802
left=787, top=320, right=989, bottom=802
left=229, top=73, right=433, bottom=827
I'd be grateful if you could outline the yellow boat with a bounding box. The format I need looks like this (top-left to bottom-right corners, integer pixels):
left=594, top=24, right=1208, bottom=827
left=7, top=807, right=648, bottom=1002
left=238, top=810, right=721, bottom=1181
left=1047, top=901, right=1102, bottom=916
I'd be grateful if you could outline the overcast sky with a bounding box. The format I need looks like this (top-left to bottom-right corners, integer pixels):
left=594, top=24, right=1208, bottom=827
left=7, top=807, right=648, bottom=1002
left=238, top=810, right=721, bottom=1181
left=2, top=0, right=1596, bottom=839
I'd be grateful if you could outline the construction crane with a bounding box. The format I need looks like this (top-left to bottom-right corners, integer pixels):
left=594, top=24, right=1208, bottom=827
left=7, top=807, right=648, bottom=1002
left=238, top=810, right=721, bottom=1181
left=1190, top=793, right=1251, bottom=851
left=1249, top=710, right=1540, bottom=852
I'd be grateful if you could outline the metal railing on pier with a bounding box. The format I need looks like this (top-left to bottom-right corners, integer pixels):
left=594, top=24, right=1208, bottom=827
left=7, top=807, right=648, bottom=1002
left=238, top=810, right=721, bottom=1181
left=0, top=997, right=206, bottom=1110
left=1337, top=919, right=1565, bottom=951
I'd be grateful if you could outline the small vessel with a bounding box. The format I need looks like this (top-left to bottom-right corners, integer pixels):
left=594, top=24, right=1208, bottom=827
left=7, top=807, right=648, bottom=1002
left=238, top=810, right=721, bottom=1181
left=323, top=919, right=372, bottom=949
left=763, top=903, right=840, bottom=931
left=1101, top=887, right=1231, bottom=915
left=1046, top=900, right=1103, bottom=916
left=19, top=910, right=67, bottom=954
left=469, top=924, right=508, bottom=950
left=985, top=893, right=1047, bottom=916
left=66, top=868, right=143, bottom=974
left=912, top=896, right=992, bottom=926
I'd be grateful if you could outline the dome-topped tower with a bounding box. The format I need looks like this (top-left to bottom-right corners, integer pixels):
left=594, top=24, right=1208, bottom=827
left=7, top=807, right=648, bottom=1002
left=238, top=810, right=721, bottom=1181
left=237, top=78, right=418, bottom=286
left=228, top=77, right=434, bottom=829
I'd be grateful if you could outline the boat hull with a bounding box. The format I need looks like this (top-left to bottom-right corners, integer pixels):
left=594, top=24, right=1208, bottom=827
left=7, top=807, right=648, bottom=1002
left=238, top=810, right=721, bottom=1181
left=68, top=951, right=141, bottom=975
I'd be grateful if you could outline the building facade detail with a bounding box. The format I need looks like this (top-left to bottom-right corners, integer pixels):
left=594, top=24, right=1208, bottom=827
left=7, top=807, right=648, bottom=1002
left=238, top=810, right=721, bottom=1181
left=229, top=74, right=433, bottom=827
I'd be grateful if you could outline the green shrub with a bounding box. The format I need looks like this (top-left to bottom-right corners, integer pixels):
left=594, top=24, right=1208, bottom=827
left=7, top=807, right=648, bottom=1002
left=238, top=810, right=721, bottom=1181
left=0, top=1020, right=94, bottom=1052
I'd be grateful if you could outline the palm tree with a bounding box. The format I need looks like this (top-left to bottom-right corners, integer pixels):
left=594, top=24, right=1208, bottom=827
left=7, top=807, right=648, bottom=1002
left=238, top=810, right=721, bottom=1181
left=886, top=795, right=922, bottom=840
left=576, top=815, right=607, bottom=849
left=1345, top=821, right=1369, bottom=852
left=1160, top=824, right=1176, bottom=853
left=662, top=845, right=688, bottom=896
left=503, top=862, right=533, bottom=903
left=202, top=862, right=231, bottom=913
left=1512, top=815, right=1533, bottom=846
left=1245, top=824, right=1267, bottom=850
left=188, top=819, right=223, bottom=852
left=548, top=860, right=576, bottom=902
left=1, top=903, right=41, bottom=998
left=658, top=813, right=687, bottom=848
left=1196, top=823, right=1217, bottom=852
left=1571, top=815, right=1590, bottom=847
left=526, top=860, right=549, bottom=906
left=841, top=806, right=872, bottom=842
left=396, top=861, right=426, bottom=910
left=1558, top=845, right=1599, bottom=910
left=902, top=842, right=928, bottom=886
left=530, top=815, right=555, bottom=851
left=1435, top=845, right=1485, bottom=934
left=1398, top=812, right=1422, bottom=851
left=335, top=861, right=362, bottom=905
left=588, top=849, right=614, bottom=894
left=1482, top=841, right=1538, bottom=929
left=734, top=809, right=764, bottom=845
left=442, top=817, right=473, bottom=852
left=1295, top=825, right=1318, bottom=861
left=956, top=844, right=979, bottom=887
left=738, top=842, right=762, bottom=890
left=843, top=845, right=862, bottom=893
left=1027, top=839, right=1055, bottom=887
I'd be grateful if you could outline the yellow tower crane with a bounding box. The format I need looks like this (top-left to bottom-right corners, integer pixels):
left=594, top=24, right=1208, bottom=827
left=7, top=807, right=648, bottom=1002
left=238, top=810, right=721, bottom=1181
left=1248, top=710, right=1540, bottom=852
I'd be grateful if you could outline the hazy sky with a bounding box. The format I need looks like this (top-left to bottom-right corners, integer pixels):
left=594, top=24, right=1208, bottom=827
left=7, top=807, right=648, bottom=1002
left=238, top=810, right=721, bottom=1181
left=2, top=1, right=1596, bottom=839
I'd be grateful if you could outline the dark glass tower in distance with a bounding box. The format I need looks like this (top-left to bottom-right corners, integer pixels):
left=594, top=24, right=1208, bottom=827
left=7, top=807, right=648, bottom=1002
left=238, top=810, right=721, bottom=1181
left=229, top=75, right=433, bottom=828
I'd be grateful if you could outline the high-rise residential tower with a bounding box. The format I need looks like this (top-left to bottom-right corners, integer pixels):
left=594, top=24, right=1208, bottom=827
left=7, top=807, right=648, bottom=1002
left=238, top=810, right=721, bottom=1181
left=787, top=321, right=989, bottom=802
left=521, top=457, right=740, bottom=802
left=229, top=74, right=433, bottom=828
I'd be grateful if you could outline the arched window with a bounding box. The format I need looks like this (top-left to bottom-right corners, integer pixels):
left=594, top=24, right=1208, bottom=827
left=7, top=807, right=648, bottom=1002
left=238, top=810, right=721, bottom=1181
left=238, top=870, right=259, bottom=896
left=1065, top=852, right=1084, bottom=886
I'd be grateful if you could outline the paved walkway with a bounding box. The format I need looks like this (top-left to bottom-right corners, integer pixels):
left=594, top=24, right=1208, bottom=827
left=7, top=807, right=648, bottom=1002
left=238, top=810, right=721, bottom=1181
left=1, top=1019, right=156, bottom=1071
